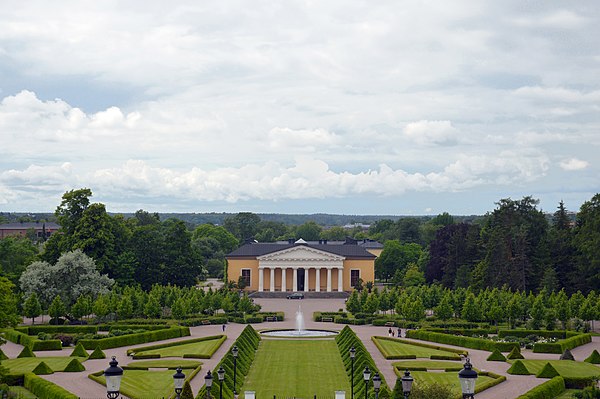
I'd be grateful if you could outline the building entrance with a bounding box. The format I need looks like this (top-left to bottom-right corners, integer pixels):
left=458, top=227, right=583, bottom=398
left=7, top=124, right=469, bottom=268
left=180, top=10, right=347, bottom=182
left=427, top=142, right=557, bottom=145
left=297, top=268, right=305, bottom=291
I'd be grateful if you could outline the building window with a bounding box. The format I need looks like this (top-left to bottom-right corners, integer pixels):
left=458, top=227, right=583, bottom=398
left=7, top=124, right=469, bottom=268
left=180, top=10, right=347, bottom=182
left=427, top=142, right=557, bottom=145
left=350, top=270, right=360, bottom=287
left=241, top=269, right=251, bottom=288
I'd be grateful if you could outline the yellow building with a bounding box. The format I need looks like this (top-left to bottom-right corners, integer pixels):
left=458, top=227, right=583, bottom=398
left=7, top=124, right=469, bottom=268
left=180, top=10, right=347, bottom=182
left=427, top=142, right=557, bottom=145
left=226, top=238, right=381, bottom=293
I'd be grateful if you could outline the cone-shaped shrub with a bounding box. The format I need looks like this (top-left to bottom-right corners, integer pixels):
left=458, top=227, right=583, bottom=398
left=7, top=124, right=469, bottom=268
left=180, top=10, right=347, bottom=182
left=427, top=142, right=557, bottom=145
left=507, top=360, right=530, bottom=375
left=88, top=346, right=106, bottom=360
left=0, top=347, right=8, bottom=360
left=180, top=380, right=194, bottom=399
left=584, top=349, right=600, bottom=364
left=63, top=358, right=85, bottom=372
left=32, top=361, right=54, bottom=375
left=559, top=349, right=575, bottom=361
left=507, top=346, right=524, bottom=360
left=70, top=342, right=88, bottom=357
left=536, top=362, right=560, bottom=378
left=487, top=348, right=507, bottom=361
left=17, top=346, right=36, bottom=358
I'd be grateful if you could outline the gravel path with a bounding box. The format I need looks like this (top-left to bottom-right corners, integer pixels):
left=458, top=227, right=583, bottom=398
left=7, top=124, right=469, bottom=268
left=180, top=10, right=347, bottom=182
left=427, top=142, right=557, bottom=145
left=4, top=300, right=600, bottom=399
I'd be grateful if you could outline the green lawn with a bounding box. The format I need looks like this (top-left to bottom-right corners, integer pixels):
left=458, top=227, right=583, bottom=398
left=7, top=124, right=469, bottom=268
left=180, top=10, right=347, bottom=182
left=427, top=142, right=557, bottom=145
left=393, top=360, right=463, bottom=370
left=134, top=338, right=223, bottom=358
left=92, top=369, right=182, bottom=399
left=1, top=357, right=87, bottom=374
left=126, top=359, right=202, bottom=369
left=553, top=389, right=580, bottom=398
left=8, top=386, right=37, bottom=399
left=242, top=339, right=351, bottom=397
left=373, top=337, right=461, bottom=359
left=410, top=371, right=496, bottom=394
left=514, top=360, right=600, bottom=378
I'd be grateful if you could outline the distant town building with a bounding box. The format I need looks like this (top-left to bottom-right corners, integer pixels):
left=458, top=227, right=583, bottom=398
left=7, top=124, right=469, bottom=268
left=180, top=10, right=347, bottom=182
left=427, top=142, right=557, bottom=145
left=0, top=222, right=60, bottom=239
left=226, top=237, right=382, bottom=293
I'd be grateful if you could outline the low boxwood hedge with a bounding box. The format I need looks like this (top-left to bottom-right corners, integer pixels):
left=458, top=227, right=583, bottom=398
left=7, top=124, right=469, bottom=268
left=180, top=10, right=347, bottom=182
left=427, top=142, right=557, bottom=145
left=127, top=334, right=226, bottom=359
left=533, top=333, right=592, bottom=354
left=78, top=325, right=190, bottom=349
left=517, top=376, right=565, bottom=399
left=406, top=329, right=518, bottom=352
left=24, top=372, right=78, bottom=399
left=2, top=329, right=62, bottom=351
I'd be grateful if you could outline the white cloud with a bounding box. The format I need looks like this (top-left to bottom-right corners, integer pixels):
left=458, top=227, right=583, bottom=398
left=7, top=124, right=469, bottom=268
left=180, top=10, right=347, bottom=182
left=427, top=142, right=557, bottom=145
left=560, top=158, right=589, bottom=171
left=403, top=120, right=459, bottom=146
left=267, top=127, right=341, bottom=151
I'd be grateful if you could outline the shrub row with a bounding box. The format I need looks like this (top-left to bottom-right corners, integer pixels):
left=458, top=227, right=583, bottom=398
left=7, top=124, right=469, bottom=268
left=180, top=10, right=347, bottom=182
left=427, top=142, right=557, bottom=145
left=336, top=326, right=391, bottom=399
left=498, top=330, right=578, bottom=339
left=23, top=325, right=99, bottom=335
left=335, top=317, right=369, bottom=325
left=197, top=325, right=261, bottom=399
left=406, top=329, right=519, bottom=352
left=105, top=324, right=169, bottom=332
left=373, top=336, right=467, bottom=357
left=533, top=333, right=592, bottom=354
left=516, top=376, right=566, bottom=399
left=180, top=316, right=228, bottom=326
left=24, top=373, right=78, bottom=399
left=127, top=335, right=226, bottom=359
left=563, top=376, right=600, bottom=389
left=78, top=326, right=190, bottom=349
left=2, top=329, right=62, bottom=351
left=372, top=319, right=420, bottom=328
left=475, top=371, right=507, bottom=394
left=313, top=311, right=347, bottom=321
left=424, top=328, right=496, bottom=336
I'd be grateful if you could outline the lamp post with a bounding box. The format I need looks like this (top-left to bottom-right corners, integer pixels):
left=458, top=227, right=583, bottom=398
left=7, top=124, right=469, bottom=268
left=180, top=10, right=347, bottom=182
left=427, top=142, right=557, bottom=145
left=458, top=358, right=478, bottom=399
left=104, top=356, right=123, bottom=399
left=218, top=365, right=225, bottom=399
left=204, top=370, right=213, bottom=399
left=173, top=367, right=185, bottom=399
left=232, top=345, right=239, bottom=395
left=372, top=372, right=381, bottom=399
left=363, top=366, right=371, bottom=399
left=350, top=346, right=356, bottom=399
left=401, top=370, right=413, bottom=398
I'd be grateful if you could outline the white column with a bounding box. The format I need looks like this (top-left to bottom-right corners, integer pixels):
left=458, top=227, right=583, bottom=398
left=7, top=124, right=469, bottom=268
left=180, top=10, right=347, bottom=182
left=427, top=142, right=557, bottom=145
left=281, top=268, right=287, bottom=292
left=327, top=268, right=332, bottom=292
left=304, top=268, right=310, bottom=292
left=258, top=268, right=264, bottom=292
left=315, top=268, right=321, bottom=292
left=293, top=268, right=298, bottom=292
left=270, top=268, right=275, bottom=292
left=338, top=267, right=344, bottom=292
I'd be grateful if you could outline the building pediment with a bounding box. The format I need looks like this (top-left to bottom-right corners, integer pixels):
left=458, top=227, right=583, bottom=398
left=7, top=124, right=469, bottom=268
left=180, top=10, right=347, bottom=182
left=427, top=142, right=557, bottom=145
left=258, top=245, right=345, bottom=262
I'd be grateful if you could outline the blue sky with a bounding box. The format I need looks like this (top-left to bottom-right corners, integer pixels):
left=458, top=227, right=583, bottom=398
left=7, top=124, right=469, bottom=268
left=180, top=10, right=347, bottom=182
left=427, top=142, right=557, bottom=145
left=0, top=1, right=598, bottom=215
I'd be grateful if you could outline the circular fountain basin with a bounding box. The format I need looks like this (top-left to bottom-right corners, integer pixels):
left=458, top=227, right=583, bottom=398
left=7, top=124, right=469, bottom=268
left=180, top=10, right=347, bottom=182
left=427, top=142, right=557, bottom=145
left=261, top=329, right=338, bottom=338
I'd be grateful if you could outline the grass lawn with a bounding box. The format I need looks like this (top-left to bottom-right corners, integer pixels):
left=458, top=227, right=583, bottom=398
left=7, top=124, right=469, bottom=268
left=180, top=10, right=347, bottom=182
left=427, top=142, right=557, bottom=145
left=373, top=337, right=461, bottom=359
left=514, top=360, right=600, bottom=378
left=134, top=337, right=223, bottom=358
left=92, top=369, right=182, bottom=399
left=1, top=357, right=87, bottom=374
left=393, top=360, right=463, bottom=370
left=553, top=389, right=580, bottom=398
left=8, top=386, right=37, bottom=399
left=411, top=371, right=496, bottom=394
left=126, top=359, right=202, bottom=369
left=242, top=339, right=351, bottom=397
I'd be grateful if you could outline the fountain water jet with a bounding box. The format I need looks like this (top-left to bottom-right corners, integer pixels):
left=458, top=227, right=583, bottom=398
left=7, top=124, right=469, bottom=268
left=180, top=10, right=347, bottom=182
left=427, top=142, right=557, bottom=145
left=260, top=304, right=338, bottom=338
left=296, top=305, right=305, bottom=333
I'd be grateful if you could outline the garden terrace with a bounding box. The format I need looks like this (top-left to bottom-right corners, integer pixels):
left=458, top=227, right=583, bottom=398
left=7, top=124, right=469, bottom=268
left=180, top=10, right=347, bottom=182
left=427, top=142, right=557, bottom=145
left=372, top=336, right=464, bottom=360
left=126, top=335, right=226, bottom=359
left=507, top=359, right=600, bottom=379
left=2, top=356, right=88, bottom=374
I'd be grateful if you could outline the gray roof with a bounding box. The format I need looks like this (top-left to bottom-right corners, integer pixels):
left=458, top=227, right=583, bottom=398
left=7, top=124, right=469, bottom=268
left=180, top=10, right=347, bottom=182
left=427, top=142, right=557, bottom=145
left=0, top=222, right=60, bottom=230
left=227, top=242, right=376, bottom=259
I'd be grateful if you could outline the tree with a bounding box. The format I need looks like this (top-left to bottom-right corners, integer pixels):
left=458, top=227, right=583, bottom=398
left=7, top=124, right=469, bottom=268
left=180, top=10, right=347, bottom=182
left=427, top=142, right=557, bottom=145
left=363, top=293, right=380, bottom=314
left=223, top=212, right=261, bottom=241
left=192, top=224, right=238, bottom=254
left=144, top=295, right=162, bottom=319
left=530, top=295, right=545, bottom=330
left=171, top=297, right=187, bottom=320
left=571, top=194, right=600, bottom=293
left=295, top=221, right=322, bottom=241
left=117, top=295, right=133, bottom=320
left=405, top=297, right=425, bottom=322
left=462, top=292, right=480, bottom=322
left=0, top=236, right=39, bottom=285
left=375, top=240, right=422, bottom=281
left=48, top=295, right=66, bottom=321
left=345, top=290, right=361, bottom=314
left=320, top=226, right=347, bottom=240
left=434, top=292, right=453, bottom=321
left=23, top=293, right=42, bottom=324
left=539, top=267, right=559, bottom=293
left=55, top=188, right=93, bottom=235
left=403, top=263, right=425, bottom=287
left=0, top=276, right=19, bottom=329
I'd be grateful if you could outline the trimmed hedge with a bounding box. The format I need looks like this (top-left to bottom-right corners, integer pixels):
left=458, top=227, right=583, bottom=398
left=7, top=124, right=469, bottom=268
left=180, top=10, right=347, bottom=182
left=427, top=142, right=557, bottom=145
left=313, top=311, right=347, bottom=321
left=499, top=330, right=572, bottom=339
left=17, top=346, right=36, bottom=358
left=487, top=349, right=507, bottom=361
left=88, top=346, right=106, bottom=360
left=559, top=349, right=575, bottom=361
left=78, top=325, right=190, bottom=349
left=63, top=358, right=85, bottom=372
left=516, top=376, right=565, bottom=399
left=584, top=349, right=600, bottom=364
left=181, top=316, right=228, bottom=326
left=475, top=371, right=507, bottom=394
left=70, top=342, right=88, bottom=357
left=536, top=362, right=560, bottom=378
left=0, top=347, right=7, bottom=360
left=2, top=329, right=62, bottom=351
left=507, top=346, right=525, bottom=360
left=533, top=333, right=591, bottom=354
left=406, top=329, right=519, bottom=352
left=127, top=334, right=226, bottom=359
left=24, top=325, right=99, bottom=335
left=507, top=360, right=531, bottom=375
left=425, top=328, right=496, bottom=336
left=563, top=376, right=600, bottom=389
left=24, top=372, right=78, bottom=399
left=32, top=361, right=54, bottom=375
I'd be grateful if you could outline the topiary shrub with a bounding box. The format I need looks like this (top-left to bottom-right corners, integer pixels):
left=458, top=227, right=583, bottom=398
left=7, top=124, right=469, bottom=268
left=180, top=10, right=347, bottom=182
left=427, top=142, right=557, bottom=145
left=17, top=346, right=36, bottom=358
left=584, top=349, right=600, bottom=364
left=507, top=346, right=525, bottom=360
left=536, top=362, right=560, bottom=378
left=0, top=348, right=8, bottom=360
left=559, top=349, right=575, bottom=361
left=70, top=342, right=88, bottom=357
left=88, top=346, right=106, bottom=360
left=63, top=358, right=85, bottom=372
left=180, top=380, right=194, bottom=399
left=508, top=360, right=531, bottom=375
left=487, top=349, right=507, bottom=362
left=32, top=361, right=54, bottom=375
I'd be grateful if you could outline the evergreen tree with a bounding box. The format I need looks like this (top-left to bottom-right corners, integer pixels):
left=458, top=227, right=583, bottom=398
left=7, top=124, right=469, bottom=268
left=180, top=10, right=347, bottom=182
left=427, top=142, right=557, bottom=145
left=345, top=290, right=362, bottom=315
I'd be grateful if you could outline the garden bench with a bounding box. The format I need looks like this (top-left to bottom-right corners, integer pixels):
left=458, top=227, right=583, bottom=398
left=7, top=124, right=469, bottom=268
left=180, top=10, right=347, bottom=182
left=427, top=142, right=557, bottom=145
left=321, top=317, right=333, bottom=322
left=265, top=316, right=277, bottom=322
left=201, top=320, right=211, bottom=325
left=384, top=321, right=395, bottom=327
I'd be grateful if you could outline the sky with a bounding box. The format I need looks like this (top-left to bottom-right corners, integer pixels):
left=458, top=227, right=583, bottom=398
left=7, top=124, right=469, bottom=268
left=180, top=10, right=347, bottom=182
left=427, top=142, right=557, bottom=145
left=0, top=1, right=599, bottom=216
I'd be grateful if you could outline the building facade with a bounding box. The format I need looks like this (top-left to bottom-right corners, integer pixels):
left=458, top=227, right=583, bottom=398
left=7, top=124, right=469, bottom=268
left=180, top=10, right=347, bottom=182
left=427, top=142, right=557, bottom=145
left=226, top=238, right=380, bottom=292
left=0, top=222, right=60, bottom=239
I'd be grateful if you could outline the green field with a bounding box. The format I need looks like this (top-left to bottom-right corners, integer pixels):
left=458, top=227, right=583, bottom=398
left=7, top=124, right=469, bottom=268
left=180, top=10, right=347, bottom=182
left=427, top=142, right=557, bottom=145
left=393, top=360, right=463, bottom=370
left=514, top=360, right=600, bottom=378
left=1, top=357, right=87, bottom=374
left=410, top=371, right=496, bottom=393
left=373, top=337, right=461, bottom=359
left=134, top=337, right=223, bottom=358
left=241, top=339, right=351, bottom=397
left=125, top=359, right=202, bottom=369
left=92, top=369, right=182, bottom=399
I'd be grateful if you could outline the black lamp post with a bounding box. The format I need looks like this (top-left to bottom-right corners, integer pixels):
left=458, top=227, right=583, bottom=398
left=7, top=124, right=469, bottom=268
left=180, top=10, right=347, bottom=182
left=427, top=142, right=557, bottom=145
left=104, top=356, right=123, bottom=399
left=373, top=372, right=381, bottom=399
left=173, top=367, right=185, bottom=399
left=350, top=346, right=356, bottom=399
left=218, top=365, right=225, bottom=399
left=204, top=370, right=213, bottom=399
left=458, top=358, right=478, bottom=399
left=232, top=345, right=239, bottom=395
left=363, top=366, right=371, bottom=399
left=401, top=370, right=413, bottom=398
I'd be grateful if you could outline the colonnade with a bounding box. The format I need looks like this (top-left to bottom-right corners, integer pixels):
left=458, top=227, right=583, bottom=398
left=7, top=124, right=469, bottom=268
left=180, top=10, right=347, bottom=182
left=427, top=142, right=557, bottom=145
left=257, top=266, right=343, bottom=292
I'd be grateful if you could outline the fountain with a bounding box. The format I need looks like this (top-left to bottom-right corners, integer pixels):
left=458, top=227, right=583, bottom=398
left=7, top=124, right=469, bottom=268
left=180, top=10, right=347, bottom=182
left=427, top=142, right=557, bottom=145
left=260, top=305, right=338, bottom=338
